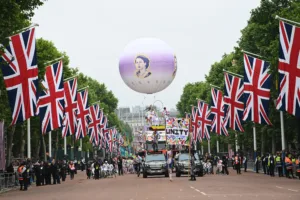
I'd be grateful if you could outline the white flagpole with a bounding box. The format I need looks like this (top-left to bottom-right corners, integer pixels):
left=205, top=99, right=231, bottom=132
left=27, top=119, right=31, bottom=159
left=216, top=140, right=219, bottom=153
left=80, top=138, right=83, bottom=157
left=280, top=111, right=285, bottom=150
left=64, top=136, right=67, bottom=155
left=201, top=145, right=204, bottom=155
left=49, top=131, right=52, bottom=158
left=253, top=124, right=257, bottom=171
left=275, top=15, right=300, bottom=26
left=235, top=132, right=239, bottom=153
left=208, top=140, right=211, bottom=154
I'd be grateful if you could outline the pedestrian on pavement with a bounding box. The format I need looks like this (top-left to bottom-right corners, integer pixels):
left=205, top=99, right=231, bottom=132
left=255, top=155, right=260, bottom=173
left=17, top=162, right=26, bottom=191
left=268, top=154, right=275, bottom=177
left=235, top=154, right=241, bottom=174
left=285, top=155, right=295, bottom=179
left=243, top=156, right=247, bottom=172
left=222, top=156, right=229, bottom=175
left=117, top=156, right=123, bottom=176
left=94, top=161, right=100, bottom=179
left=33, top=161, right=41, bottom=186
left=69, top=161, right=76, bottom=180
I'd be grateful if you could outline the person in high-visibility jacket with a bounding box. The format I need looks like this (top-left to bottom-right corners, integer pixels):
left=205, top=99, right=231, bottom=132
left=285, top=156, right=295, bottom=179
left=275, top=152, right=283, bottom=177
left=17, top=162, right=27, bottom=191
left=296, top=156, right=300, bottom=180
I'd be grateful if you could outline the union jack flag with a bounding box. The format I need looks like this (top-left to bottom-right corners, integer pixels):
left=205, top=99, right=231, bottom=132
left=243, top=54, right=272, bottom=125
left=191, top=106, right=201, bottom=142
left=106, top=128, right=114, bottom=152
left=0, top=28, right=38, bottom=125
left=209, top=88, right=228, bottom=136
left=197, top=100, right=211, bottom=140
left=223, top=72, right=244, bottom=132
left=100, top=115, right=108, bottom=148
left=75, top=89, right=89, bottom=140
left=88, top=104, right=102, bottom=146
left=119, top=134, right=124, bottom=146
left=36, top=61, right=64, bottom=134
left=62, top=79, right=77, bottom=137
left=276, top=21, right=300, bottom=117
left=112, top=128, right=118, bottom=146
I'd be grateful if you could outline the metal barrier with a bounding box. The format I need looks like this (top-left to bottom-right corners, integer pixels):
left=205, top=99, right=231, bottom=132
left=0, top=172, right=17, bottom=193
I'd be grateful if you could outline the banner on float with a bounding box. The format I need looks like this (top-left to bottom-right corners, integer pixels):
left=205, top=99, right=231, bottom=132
left=166, top=134, right=188, bottom=145
left=145, top=131, right=166, bottom=142
left=166, top=118, right=189, bottom=134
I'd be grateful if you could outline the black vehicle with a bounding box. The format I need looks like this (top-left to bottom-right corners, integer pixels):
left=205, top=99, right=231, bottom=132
left=175, top=153, right=204, bottom=177
left=142, top=153, right=168, bottom=178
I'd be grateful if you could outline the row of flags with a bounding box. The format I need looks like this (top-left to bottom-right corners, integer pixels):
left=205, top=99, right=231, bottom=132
left=0, top=27, right=124, bottom=153
left=188, top=20, right=300, bottom=142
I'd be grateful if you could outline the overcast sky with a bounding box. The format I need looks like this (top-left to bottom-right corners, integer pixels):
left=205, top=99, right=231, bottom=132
left=32, top=0, right=261, bottom=111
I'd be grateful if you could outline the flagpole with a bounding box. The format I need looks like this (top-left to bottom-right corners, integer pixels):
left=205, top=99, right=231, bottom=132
left=49, top=131, right=52, bottom=158
left=280, top=110, right=286, bottom=176
left=80, top=139, right=83, bottom=158
left=253, top=123, right=257, bottom=171
left=64, top=75, right=78, bottom=82
left=208, top=140, right=211, bottom=154
left=27, top=119, right=31, bottom=159
left=64, top=136, right=67, bottom=155
left=275, top=15, right=300, bottom=26
left=44, top=56, right=64, bottom=65
left=235, top=132, right=239, bottom=153
left=11, top=23, right=39, bottom=36
left=77, top=86, right=89, bottom=92
left=223, top=69, right=244, bottom=78
left=216, top=139, right=219, bottom=153
left=241, top=50, right=263, bottom=58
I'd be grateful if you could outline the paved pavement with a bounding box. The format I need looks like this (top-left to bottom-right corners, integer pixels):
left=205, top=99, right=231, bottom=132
left=1, top=169, right=299, bottom=200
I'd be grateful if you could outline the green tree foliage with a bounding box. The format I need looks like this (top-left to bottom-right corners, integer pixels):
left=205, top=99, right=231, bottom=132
left=0, top=0, right=44, bottom=45
left=177, top=0, right=300, bottom=155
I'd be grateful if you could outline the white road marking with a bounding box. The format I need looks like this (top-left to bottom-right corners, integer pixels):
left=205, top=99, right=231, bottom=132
left=288, top=189, right=298, bottom=192
left=190, top=186, right=194, bottom=189
left=200, top=192, right=207, bottom=196
left=276, top=186, right=283, bottom=189
left=195, top=189, right=200, bottom=192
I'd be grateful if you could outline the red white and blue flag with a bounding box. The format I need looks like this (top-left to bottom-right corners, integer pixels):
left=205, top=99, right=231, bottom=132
left=191, top=106, right=201, bottom=142
left=107, top=128, right=114, bottom=153
left=209, top=88, right=228, bottom=136
left=243, top=54, right=272, bottom=125
left=75, top=89, right=89, bottom=140
left=88, top=104, right=102, bottom=146
left=36, top=61, right=64, bottom=134
left=197, top=100, right=211, bottom=140
left=62, top=78, right=78, bottom=137
left=276, top=21, right=300, bottom=117
left=100, top=115, right=108, bottom=148
left=0, top=28, right=38, bottom=125
left=223, top=72, right=244, bottom=132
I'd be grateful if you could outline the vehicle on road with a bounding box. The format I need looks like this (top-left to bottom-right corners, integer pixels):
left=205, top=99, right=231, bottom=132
left=142, top=152, right=168, bottom=178
left=175, top=153, right=204, bottom=177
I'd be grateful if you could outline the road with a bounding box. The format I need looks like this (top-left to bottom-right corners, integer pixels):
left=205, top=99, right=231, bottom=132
left=1, top=169, right=300, bottom=200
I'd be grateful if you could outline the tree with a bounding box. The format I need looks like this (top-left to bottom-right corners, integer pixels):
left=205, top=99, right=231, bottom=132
left=0, top=0, right=44, bottom=46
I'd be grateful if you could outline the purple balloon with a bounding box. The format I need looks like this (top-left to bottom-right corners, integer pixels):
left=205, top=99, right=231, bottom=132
left=119, top=38, right=177, bottom=94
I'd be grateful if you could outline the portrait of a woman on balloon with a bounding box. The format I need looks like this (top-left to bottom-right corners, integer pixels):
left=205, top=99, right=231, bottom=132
left=135, top=55, right=152, bottom=79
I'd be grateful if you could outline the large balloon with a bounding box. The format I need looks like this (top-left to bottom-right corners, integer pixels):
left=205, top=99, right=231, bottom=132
left=119, top=38, right=177, bottom=94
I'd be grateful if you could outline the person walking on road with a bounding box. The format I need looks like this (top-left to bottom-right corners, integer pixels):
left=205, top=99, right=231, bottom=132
left=190, top=151, right=196, bottom=181
left=167, top=150, right=173, bottom=182
left=275, top=152, right=283, bottom=177
left=268, top=154, right=275, bottom=177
